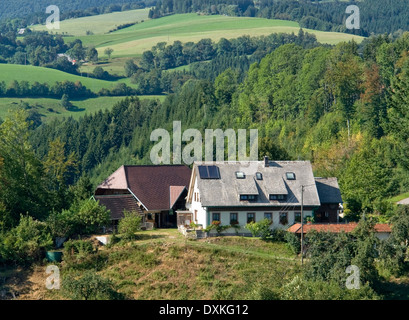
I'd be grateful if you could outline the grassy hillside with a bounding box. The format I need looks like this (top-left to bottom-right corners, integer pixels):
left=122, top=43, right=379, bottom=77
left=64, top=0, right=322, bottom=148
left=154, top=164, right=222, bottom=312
left=79, top=58, right=132, bottom=77
left=3, top=229, right=408, bottom=300
left=1, top=230, right=300, bottom=300
left=0, top=64, right=137, bottom=92
left=31, top=8, right=150, bottom=36
left=61, top=13, right=365, bottom=58
left=0, top=95, right=166, bottom=122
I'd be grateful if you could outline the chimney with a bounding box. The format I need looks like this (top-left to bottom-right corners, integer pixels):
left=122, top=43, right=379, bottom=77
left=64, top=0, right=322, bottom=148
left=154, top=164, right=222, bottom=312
left=264, top=156, right=269, bottom=167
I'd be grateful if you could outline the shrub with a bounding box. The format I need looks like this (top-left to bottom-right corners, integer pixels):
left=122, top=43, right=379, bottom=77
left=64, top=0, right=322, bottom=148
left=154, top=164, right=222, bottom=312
left=269, top=228, right=286, bottom=241
left=63, top=239, right=94, bottom=264
left=378, top=237, right=408, bottom=277
left=304, top=219, right=380, bottom=287
left=246, top=283, right=279, bottom=300
left=245, top=219, right=273, bottom=240
left=204, top=221, right=230, bottom=235
left=64, top=239, right=94, bottom=256
left=378, top=205, right=409, bottom=276
left=75, top=200, right=110, bottom=235
left=107, top=231, right=120, bottom=248
left=189, top=221, right=199, bottom=230
left=279, top=276, right=379, bottom=300
left=230, top=223, right=241, bottom=235
left=46, top=209, right=77, bottom=239
left=93, top=66, right=110, bottom=80
left=60, top=94, right=72, bottom=110
left=118, top=210, right=142, bottom=240
left=284, top=231, right=301, bottom=254
left=0, top=215, right=53, bottom=264
left=62, top=239, right=109, bottom=270
left=62, top=270, right=124, bottom=300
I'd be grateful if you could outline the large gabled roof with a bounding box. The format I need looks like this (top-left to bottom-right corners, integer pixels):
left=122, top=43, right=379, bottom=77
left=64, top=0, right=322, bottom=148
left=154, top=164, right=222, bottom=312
left=189, top=160, right=321, bottom=208
left=96, top=165, right=192, bottom=211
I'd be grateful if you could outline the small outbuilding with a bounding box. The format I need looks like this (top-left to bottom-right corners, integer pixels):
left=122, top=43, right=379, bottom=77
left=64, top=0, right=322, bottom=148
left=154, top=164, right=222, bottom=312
left=287, top=222, right=392, bottom=240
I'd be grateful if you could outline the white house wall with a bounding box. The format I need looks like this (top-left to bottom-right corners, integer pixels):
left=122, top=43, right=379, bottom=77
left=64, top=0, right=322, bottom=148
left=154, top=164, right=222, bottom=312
left=187, top=176, right=315, bottom=235
left=206, top=210, right=314, bottom=235
left=186, top=177, right=207, bottom=226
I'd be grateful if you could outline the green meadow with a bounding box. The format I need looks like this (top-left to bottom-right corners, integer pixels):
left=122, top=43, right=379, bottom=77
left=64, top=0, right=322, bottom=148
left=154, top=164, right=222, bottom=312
left=0, top=95, right=166, bottom=122
left=60, top=13, right=365, bottom=58
left=79, top=58, right=132, bottom=77
left=0, top=63, right=137, bottom=92
left=31, top=8, right=151, bottom=36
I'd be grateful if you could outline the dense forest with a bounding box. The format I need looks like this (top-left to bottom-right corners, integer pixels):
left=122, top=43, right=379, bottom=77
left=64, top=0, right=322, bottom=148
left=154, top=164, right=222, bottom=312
left=129, top=31, right=320, bottom=94
left=150, top=0, right=409, bottom=36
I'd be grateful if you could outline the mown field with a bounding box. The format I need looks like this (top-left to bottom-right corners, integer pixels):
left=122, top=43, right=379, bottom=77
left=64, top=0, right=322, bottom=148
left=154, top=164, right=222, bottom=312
left=79, top=58, right=133, bottom=77
left=59, top=13, right=365, bottom=58
left=0, top=64, right=136, bottom=92
left=31, top=8, right=151, bottom=36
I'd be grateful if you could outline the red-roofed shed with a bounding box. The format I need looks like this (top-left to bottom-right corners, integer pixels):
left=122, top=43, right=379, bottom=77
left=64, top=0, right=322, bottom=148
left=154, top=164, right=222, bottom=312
left=287, top=222, right=391, bottom=240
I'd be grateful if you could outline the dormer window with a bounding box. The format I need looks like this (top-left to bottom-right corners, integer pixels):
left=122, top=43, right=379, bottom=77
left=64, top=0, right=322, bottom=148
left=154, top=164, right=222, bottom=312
left=270, top=194, right=286, bottom=201
left=236, top=171, right=245, bottom=179
left=256, top=172, right=263, bottom=180
left=240, top=194, right=257, bottom=201
left=286, top=172, right=296, bottom=180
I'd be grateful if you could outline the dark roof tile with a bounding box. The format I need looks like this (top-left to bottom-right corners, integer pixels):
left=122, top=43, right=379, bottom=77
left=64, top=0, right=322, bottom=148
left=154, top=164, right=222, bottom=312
left=95, top=194, right=142, bottom=220
left=315, top=178, right=343, bottom=204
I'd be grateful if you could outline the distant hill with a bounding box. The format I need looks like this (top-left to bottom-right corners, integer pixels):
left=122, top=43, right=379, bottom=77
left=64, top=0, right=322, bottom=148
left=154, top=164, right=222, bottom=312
left=0, top=0, right=155, bottom=21
left=31, top=8, right=151, bottom=36
left=151, top=0, right=409, bottom=36
left=56, top=13, right=364, bottom=58
left=5, top=0, right=409, bottom=37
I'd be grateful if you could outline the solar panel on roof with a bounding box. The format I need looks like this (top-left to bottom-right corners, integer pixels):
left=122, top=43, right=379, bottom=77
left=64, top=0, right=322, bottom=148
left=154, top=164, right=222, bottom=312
left=198, top=165, right=209, bottom=179
left=208, top=166, right=220, bottom=179
left=198, top=165, right=220, bottom=179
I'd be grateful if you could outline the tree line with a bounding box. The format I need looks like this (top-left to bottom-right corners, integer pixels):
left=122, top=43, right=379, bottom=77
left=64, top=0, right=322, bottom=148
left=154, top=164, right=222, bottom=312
left=150, top=0, right=409, bottom=36
left=0, top=0, right=156, bottom=22
left=126, top=30, right=320, bottom=94
left=0, top=32, right=93, bottom=73
left=0, top=79, right=138, bottom=98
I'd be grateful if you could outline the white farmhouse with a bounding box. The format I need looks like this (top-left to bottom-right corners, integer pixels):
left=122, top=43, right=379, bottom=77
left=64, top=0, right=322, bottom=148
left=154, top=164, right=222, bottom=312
left=183, top=157, right=342, bottom=236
